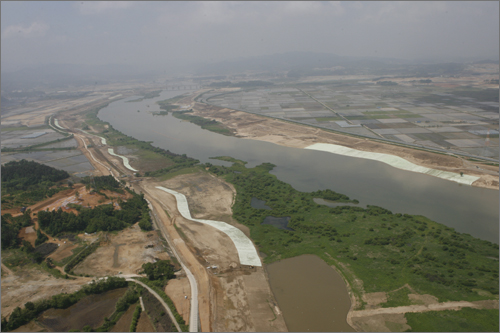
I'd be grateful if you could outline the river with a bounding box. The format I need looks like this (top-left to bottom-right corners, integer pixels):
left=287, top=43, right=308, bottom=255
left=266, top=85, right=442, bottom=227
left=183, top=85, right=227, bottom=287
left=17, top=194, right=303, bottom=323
left=98, top=90, right=499, bottom=244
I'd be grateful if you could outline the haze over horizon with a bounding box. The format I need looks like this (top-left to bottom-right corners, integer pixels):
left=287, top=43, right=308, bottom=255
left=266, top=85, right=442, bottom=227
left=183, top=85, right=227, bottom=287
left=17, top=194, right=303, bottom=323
left=1, top=1, right=499, bottom=74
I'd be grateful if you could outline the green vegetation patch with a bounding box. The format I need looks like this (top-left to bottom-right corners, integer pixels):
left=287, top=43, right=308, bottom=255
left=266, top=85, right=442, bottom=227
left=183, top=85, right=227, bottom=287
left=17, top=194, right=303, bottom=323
left=210, top=156, right=248, bottom=165
left=129, top=304, right=142, bottom=332
left=1, top=212, right=32, bottom=250
left=405, top=308, right=499, bottom=332
left=1, top=160, right=70, bottom=209
left=156, top=166, right=203, bottom=182
left=1, top=126, right=49, bottom=132
left=382, top=287, right=415, bottom=308
left=172, top=110, right=235, bottom=136
left=204, top=160, right=499, bottom=308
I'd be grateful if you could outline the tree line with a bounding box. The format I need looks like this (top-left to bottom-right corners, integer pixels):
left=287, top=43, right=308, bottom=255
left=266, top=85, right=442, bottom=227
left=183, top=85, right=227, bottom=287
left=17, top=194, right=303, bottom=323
left=38, top=191, right=149, bottom=236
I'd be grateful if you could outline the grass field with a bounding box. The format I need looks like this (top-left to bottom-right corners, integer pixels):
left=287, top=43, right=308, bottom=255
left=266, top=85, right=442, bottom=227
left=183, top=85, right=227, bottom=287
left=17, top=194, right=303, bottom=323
left=405, top=308, right=499, bottom=332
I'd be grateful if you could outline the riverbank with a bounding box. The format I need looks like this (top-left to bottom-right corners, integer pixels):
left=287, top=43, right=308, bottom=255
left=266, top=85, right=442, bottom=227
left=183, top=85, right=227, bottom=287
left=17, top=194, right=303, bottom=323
left=183, top=98, right=499, bottom=190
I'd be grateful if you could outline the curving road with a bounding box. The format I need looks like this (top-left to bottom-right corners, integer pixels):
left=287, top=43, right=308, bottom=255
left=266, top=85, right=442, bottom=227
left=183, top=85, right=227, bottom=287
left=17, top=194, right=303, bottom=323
left=125, top=278, right=182, bottom=332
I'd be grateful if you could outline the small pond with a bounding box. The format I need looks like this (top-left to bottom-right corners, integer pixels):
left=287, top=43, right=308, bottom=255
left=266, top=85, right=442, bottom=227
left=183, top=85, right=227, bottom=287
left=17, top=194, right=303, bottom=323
left=262, top=216, right=294, bottom=231
left=266, top=254, right=354, bottom=332
left=251, top=197, right=271, bottom=210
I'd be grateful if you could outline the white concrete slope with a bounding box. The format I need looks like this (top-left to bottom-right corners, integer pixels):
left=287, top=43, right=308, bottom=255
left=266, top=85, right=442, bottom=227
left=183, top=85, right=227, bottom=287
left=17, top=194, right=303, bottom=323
left=156, top=186, right=262, bottom=267
left=107, top=148, right=138, bottom=172
left=305, top=143, right=480, bottom=186
left=80, top=129, right=107, bottom=145
left=54, top=118, right=66, bottom=130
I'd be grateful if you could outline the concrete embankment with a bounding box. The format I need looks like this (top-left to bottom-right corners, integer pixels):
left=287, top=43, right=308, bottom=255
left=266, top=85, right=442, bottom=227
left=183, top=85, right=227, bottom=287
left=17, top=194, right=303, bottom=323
left=156, top=186, right=262, bottom=267
left=107, top=148, right=138, bottom=172
left=305, top=143, right=480, bottom=186
left=80, top=129, right=107, bottom=145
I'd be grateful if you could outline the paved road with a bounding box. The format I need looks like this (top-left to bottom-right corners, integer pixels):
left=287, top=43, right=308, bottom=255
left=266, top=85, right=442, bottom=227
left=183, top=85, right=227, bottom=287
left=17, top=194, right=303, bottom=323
left=125, top=278, right=182, bottom=332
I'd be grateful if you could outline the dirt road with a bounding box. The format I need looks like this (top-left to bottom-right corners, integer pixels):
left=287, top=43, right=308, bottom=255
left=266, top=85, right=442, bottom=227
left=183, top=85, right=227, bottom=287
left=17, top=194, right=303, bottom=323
left=348, top=299, right=499, bottom=332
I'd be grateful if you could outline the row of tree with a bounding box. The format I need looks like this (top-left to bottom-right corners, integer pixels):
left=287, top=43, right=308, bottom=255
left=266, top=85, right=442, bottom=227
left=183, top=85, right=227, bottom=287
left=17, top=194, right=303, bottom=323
left=38, top=191, right=149, bottom=236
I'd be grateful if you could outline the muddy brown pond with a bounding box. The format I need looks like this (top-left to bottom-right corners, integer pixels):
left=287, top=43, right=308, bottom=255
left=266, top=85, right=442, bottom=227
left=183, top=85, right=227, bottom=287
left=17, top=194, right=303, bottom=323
left=266, top=254, right=354, bottom=332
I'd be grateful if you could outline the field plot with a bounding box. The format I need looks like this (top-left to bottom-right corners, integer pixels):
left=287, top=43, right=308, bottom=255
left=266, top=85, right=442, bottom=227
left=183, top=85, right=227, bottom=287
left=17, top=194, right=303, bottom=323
left=1, top=127, right=66, bottom=149
left=73, top=224, right=172, bottom=277
left=1, top=150, right=94, bottom=175
left=205, top=82, right=499, bottom=159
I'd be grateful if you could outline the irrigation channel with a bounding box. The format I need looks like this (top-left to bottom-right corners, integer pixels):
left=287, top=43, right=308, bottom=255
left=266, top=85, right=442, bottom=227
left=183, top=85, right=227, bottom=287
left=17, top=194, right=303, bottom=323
left=98, top=89, right=499, bottom=330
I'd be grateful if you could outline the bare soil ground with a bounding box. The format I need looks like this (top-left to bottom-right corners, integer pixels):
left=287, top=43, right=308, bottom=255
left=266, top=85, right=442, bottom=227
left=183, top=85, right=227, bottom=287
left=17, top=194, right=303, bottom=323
left=18, top=226, right=37, bottom=247
left=141, top=172, right=288, bottom=332
left=49, top=242, right=79, bottom=263
left=186, top=98, right=498, bottom=190
left=165, top=277, right=191, bottom=323
left=110, top=303, right=137, bottom=332
left=73, top=224, right=170, bottom=277
left=136, top=310, right=156, bottom=332
left=1, top=264, right=92, bottom=318
left=1, top=95, right=111, bottom=127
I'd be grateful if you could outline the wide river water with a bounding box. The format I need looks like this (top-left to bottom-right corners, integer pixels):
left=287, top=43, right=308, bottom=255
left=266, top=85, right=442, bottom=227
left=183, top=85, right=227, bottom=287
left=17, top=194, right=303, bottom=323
left=98, top=90, right=499, bottom=243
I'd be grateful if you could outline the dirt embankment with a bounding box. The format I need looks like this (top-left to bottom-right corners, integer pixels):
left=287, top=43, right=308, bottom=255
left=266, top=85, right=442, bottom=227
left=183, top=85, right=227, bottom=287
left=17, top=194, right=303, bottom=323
left=186, top=100, right=498, bottom=190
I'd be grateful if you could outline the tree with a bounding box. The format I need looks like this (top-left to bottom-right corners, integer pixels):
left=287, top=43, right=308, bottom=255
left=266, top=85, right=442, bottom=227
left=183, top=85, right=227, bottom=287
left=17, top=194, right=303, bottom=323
left=24, top=302, right=35, bottom=311
left=142, top=260, right=175, bottom=281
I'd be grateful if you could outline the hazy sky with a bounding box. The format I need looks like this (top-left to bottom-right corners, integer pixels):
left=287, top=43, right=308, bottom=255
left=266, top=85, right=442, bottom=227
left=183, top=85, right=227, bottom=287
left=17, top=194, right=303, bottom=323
left=2, top=1, right=498, bottom=71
